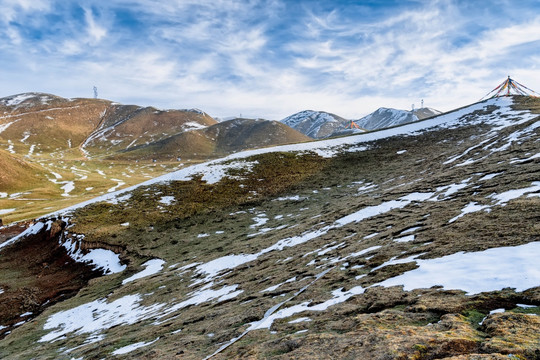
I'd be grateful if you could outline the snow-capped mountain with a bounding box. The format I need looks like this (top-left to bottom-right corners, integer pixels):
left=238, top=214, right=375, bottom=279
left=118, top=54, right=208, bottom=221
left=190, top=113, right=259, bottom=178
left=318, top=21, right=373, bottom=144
left=281, top=110, right=360, bottom=138
left=354, top=107, right=417, bottom=130
left=352, top=107, right=442, bottom=132
left=1, top=96, right=539, bottom=359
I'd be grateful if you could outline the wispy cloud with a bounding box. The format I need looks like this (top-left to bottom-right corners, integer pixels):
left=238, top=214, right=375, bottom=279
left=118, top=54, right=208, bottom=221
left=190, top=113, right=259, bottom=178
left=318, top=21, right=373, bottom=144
left=0, top=0, right=539, bottom=119
left=84, top=7, right=107, bottom=44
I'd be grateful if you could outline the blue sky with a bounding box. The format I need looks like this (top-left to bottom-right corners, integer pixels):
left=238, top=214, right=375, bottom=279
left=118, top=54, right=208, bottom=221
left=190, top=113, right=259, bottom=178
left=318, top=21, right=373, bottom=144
left=1, top=0, right=539, bottom=119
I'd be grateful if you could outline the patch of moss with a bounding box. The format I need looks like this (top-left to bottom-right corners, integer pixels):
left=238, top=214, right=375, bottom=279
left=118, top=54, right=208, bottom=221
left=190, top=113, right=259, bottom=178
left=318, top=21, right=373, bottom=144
left=462, top=309, right=486, bottom=329
left=411, top=343, right=429, bottom=360
left=510, top=305, right=540, bottom=316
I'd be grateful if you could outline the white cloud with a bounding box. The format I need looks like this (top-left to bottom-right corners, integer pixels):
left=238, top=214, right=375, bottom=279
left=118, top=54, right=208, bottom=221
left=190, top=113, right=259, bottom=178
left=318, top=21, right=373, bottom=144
left=0, top=0, right=51, bottom=23
left=0, top=1, right=538, bottom=119
left=84, top=7, right=107, bottom=44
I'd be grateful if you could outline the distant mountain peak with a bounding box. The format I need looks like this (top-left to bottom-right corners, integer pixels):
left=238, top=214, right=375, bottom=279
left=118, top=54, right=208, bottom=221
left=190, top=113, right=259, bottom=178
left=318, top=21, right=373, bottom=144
left=281, top=110, right=356, bottom=139
left=354, top=107, right=418, bottom=131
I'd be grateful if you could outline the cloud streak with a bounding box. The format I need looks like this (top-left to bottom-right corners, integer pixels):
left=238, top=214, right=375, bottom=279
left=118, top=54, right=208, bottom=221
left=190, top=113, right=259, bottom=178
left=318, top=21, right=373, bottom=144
left=0, top=0, right=539, bottom=119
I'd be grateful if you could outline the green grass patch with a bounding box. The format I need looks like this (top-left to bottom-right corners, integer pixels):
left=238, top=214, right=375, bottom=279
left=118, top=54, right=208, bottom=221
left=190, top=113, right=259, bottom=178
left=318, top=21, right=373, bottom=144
left=461, top=309, right=486, bottom=329
left=510, top=305, right=540, bottom=315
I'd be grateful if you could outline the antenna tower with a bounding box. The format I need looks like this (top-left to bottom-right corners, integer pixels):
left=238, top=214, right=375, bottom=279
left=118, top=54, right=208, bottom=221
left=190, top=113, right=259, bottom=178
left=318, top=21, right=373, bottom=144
left=93, top=86, right=98, bottom=99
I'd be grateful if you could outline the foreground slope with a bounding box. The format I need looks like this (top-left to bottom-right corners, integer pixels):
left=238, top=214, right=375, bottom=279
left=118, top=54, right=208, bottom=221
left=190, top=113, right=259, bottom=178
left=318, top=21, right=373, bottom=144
left=0, top=96, right=539, bottom=359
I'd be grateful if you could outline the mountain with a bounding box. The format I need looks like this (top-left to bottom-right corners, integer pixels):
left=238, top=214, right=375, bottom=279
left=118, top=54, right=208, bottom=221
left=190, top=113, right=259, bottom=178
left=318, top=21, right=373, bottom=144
left=0, top=93, right=216, bottom=159
left=114, top=118, right=312, bottom=160
left=281, top=110, right=362, bottom=138
left=350, top=106, right=443, bottom=132
left=283, top=107, right=443, bottom=140
left=81, top=106, right=216, bottom=158
left=413, top=107, right=442, bottom=120
left=0, top=93, right=110, bottom=157
left=354, top=107, right=417, bottom=130
left=1, top=96, right=539, bottom=359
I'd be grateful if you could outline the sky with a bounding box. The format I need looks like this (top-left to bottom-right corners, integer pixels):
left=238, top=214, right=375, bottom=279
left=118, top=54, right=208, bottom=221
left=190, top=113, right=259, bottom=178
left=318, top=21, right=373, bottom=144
left=1, top=0, right=539, bottom=119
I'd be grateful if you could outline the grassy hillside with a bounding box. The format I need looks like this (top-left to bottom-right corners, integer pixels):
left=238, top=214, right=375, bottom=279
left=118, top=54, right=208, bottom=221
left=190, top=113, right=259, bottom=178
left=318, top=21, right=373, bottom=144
left=0, top=96, right=539, bottom=359
left=82, top=106, right=217, bottom=157
left=0, top=94, right=214, bottom=223
left=0, top=149, right=45, bottom=192
left=115, top=118, right=312, bottom=160
left=0, top=95, right=110, bottom=157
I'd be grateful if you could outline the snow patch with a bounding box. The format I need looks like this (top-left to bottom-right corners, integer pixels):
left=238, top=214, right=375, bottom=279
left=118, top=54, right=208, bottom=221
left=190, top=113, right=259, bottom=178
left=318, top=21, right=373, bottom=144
left=0, top=221, right=49, bottom=251
left=288, top=317, right=312, bottom=324
left=394, top=235, right=415, bottom=243
left=158, top=196, right=175, bottom=205
left=122, top=259, right=166, bottom=284
left=489, top=182, right=540, bottom=206
left=107, top=179, right=125, bottom=193
left=112, top=338, right=160, bottom=355
left=335, top=192, right=434, bottom=226
left=0, top=208, right=15, bottom=215
left=378, top=241, right=540, bottom=294
left=448, top=202, right=491, bottom=223
left=62, top=238, right=126, bottom=274
left=39, top=294, right=165, bottom=343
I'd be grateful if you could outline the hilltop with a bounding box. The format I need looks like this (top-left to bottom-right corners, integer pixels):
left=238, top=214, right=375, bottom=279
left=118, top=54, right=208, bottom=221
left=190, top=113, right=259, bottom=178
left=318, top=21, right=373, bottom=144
left=0, top=96, right=538, bottom=359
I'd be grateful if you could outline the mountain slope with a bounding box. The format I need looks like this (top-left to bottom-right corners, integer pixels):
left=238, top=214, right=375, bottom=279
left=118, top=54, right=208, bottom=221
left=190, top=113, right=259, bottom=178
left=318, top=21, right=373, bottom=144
left=115, top=118, right=311, bottom=160
left=281, top=110, right=361, bottom=138
left=0, top=93, right=217, bottom=159
left=1, top=96, right=539, bottom=359
left=81, top=106, right=217, bottom=158
left=0, top=93, right=110, bottom=157
left=0, top=149, right=45, bottom=191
